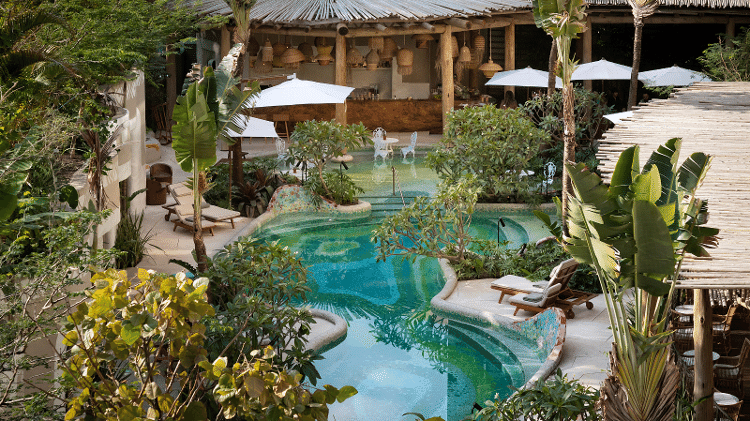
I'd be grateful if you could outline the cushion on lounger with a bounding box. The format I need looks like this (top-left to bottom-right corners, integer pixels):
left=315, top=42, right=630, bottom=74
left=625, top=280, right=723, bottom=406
left=523, top=293, right=544, bottom=303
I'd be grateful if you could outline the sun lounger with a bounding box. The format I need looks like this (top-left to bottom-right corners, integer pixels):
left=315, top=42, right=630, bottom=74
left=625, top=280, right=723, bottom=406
left=171, top=204, right=215, bottom=236
left=165, top=183, right=241, bottom=228
left=490, top=258, right=578, bottom=304
left=509, top=283, right=564, bottom=317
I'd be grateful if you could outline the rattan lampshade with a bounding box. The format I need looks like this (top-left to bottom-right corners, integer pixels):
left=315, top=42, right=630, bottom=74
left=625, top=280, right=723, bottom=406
left=365, top=49, right=380, bottom=70
left=451, top=36, right=459, bottom=58
left=281, top=47, right=305, bottom=69
left=298, top=42, right=314, bottom=62
left=272, top=41, right=287, bottom=57
left=314, top=45, right=334, bottom=66
left=380, top=37, right=397, bottom=63
left=478, top=58, right=502, bottom=78
left=261, top=39, right=274, bottom=62
left=473, top=35, right=486, bottom=52
left=397, top=48, right=413, bottom=75
left=459, top=45, right=472, bottom=63
left=368, top=36, right=384, bottom=53
left=413, top=34, right=434, bottom=49
left=346, top=47, right=363, bottom=67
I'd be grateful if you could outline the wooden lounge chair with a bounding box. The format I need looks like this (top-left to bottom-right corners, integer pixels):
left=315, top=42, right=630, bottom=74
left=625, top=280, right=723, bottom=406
left=490, top=258, right=579, bottom=304
left=508, top=283, right=564, bottom=317
left=165, top=183, right=241, bottom=228
left=171, top=204, right=215, bottom=236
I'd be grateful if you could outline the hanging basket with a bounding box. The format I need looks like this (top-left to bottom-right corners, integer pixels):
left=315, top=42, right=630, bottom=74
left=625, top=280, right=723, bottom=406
left=380, top=37, right=397, bottom=63
left=451, top=36, right=459, bottom=58
left=369, top=36, right=384, bottom=53
left=366, top=49, right=380, bottom=70
left=397, top=48, right=414, bottom=75
left=347, top=47, right=363, bottom=67
left=281, top=47, right=305, bottom=69
left=298, top=42, right=314, bottom=62
left=478, top=58, right=503, bottom=78
left=413, top=34, right=434, bottom=49
left=261, top=39, right=274, bottom=62
left=459, top=45, right=472, bottom=63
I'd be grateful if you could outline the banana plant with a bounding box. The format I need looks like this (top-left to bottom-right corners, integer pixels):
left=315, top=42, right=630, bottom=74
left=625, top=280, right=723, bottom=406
left=532, top=0, right=587, bottom=233
left=172, top=46, right=255, bottom=273
left=559, top=138, right=717, bottom=420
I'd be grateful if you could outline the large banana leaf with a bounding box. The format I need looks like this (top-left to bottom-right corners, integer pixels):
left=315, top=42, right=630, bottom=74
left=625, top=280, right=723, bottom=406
left=0, top=158, right=33, bottom=220
left=172, top=78, right=217, bottom=173
left=632, top=200, right=674, bottom=296
left=609, top=145, right=640, bottom=197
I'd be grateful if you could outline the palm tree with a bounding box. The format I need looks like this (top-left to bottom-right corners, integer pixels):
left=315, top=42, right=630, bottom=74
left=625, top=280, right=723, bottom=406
left=626, top=0, right=659, bottom=109
left=532, top=0, right=587, bottom=234
left=0, top=7, right=67, bottom=83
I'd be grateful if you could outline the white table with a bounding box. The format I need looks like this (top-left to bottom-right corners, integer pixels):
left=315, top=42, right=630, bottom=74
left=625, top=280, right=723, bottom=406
left=675, top=304, right=694, bottom=316
left=383, top=137, right=399, bottom=154
left=682, top=349, right=719, bottom=366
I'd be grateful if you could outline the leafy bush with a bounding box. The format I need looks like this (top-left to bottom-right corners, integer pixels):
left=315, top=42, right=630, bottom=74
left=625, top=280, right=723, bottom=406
left=305, top=169, right=364, bottom=206
left=204, top=158, right=287, bottom=215
left=468, top=369, right=600, bottom=421
left=61, top=269, right=356, bottom=421
left=113, top=211, right=154, bottom=268
left=699, top=27, right=750, bottom=81
left=521, top=88, right=610, bottom=176
left=426, top=105, right=549, bottom=204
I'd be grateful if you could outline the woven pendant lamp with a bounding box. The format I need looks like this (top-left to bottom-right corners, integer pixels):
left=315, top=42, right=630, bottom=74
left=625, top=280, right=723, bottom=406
left=451, top=36, right=459, bottom=58
left=365, top=49, right=380, bottom=70
left=298, top=41, right=314, bottom=62
left=458, top=33, right=472, bottom=63
left=397, top=47, right=413, bottom=75
left=281, top=47, right=305, bottom=69
left=471, top=34, right=486, bottom=69
left=478, top=28, right=502, bottom=78
left=380, top=37, right=397, bottom=64
left=346, top=45, right=363, bottom=68
left=412, top=34, right=433, bottom=49
left=261, top=39, right=274, bottom=63
left=315, top=44, right=334, bottom=66
left=368, top=36, right=384, bottom=53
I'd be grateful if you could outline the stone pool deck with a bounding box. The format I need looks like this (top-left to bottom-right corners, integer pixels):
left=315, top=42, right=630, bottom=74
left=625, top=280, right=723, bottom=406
left=138, top=134, right=611, bottom=392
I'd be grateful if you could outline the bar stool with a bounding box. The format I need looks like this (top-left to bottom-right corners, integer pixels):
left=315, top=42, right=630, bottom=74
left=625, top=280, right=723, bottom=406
left=273, top=114, right=290, bottom=141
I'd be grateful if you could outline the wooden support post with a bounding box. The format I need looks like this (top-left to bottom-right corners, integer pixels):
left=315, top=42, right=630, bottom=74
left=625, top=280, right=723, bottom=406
left=440, top=26, right=454, bottom=132
left=221, top=25, right=231, bottom=57
left=693, top=289, right=714, bottom=421
left=726, top=18, right=736, bottom=45
left=505, top=22, right=516, bottom=97
left=583, top=18, right=593, bottom=91
left=335, top=33, right=347, bottom=124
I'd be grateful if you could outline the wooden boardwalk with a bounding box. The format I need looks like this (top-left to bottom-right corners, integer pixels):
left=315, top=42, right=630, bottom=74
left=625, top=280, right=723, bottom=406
left=596, top=82, right=750, bottom=290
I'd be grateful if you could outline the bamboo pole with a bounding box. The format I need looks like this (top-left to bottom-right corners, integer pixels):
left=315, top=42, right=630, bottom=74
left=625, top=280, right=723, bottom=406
left=440, top=26, right=454, bottom=132
left=335, top=33, right=347, bottom=124
left=693, top=289, right=713, bottom=421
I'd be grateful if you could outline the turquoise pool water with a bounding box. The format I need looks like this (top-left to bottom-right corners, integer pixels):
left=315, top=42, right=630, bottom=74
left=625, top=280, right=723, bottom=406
left=255, top=212, right=545, bottom=421
left=253, top=151, right=548, bottom=420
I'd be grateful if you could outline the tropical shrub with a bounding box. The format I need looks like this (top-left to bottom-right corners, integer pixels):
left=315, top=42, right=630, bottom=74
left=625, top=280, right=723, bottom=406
left=113, top=211, right=154, bottom=269
left=468, top=369, right=600, bottom=421
left=699, top=27, right=750, bottom=81
left=61, top=269, right=356, bottom=421
left=557, top=139, right=717, bottom=420
left=200, top=236, right=321, bottom=385
left=426, top=105, right=548, bottom=204
left=0, top=211, right=118, bottom=420
left=286, top=120, right=370, bottom=204
left=373, top=176, right=480, bottom=263
left=304, top=169, right=364, bottom=206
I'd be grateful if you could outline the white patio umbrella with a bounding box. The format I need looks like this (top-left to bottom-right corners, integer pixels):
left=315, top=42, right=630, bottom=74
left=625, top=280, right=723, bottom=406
left=245, top=74, right=355, bottom=108
left=640, top=65, right=712, bottom=87
left=571, top=59, right=643, bottom=81
left=226, top=115, right=279, bottom=138
left=486, top=67, right=562, bottom=88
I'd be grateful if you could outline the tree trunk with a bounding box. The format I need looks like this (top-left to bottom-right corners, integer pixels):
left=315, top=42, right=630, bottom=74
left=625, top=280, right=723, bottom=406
left=547, top=43, right=558, bottom=98
left=561, top=82, right=575, bottom=236
left=193, top=170, right=208, bottom=274
left=627, top=18, right=644, bottom=110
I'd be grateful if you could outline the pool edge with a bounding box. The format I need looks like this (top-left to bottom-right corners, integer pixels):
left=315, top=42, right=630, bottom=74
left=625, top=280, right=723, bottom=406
left=430, top=259, right=566, bottom=391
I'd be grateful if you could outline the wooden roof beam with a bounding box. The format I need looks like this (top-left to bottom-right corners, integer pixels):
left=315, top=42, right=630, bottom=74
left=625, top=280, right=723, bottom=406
left=445, top=17, right=472, bottom=29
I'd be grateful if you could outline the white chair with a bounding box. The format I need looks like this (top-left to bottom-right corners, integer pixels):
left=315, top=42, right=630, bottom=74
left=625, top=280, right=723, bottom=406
left=542, top=162, right=556, bottom=193
left=373, top=138, right=391, bottom=160
left=372, top=127, right=386, bottom=141
left=401, top=131, right=417, bottom=159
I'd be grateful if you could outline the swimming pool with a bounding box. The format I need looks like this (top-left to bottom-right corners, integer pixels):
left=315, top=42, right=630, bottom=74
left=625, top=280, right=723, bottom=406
left=254, top=210, right=546, bottom=421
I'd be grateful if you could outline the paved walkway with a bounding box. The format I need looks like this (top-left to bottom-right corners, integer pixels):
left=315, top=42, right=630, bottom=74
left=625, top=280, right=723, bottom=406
left=138, top=133, right=611, bottom=390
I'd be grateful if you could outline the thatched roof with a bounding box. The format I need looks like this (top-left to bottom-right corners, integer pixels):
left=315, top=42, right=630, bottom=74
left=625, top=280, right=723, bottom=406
left=192, top=0, right=530, bottom=23
left=587, top=0, right=750, bottom=7
left=597, top=82, right=750, bottom=290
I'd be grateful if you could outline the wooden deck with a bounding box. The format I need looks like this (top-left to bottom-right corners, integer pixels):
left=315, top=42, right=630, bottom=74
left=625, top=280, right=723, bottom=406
left=596, top=82, right=750, bottom=290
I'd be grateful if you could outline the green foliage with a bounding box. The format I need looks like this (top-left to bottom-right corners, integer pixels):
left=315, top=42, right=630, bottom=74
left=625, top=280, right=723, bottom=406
left=699, top=27, right=750, bottom=81
left=201, top=236, right=321, bottom=385
left=287, top=120, right=370, bottom=203
left=426, top=105, right=549, bottom=204
left=0, top=211, right=118, bottom=419
left=204, top=159, right=287, bottom=215
left=532, top=0, right=587, bottom=84
left=563, top=139, right=716, bottom=419
left=62, top=269, right=355, bottom=421
left=235, top=167, right=278, bottom=217
left=468, top=369, right=600, bottom=421
left=373, top=176, right=481, bottom=263
left=113, top=212, right=154, bottom=269
left=304, top=169, right=364, bottom=206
